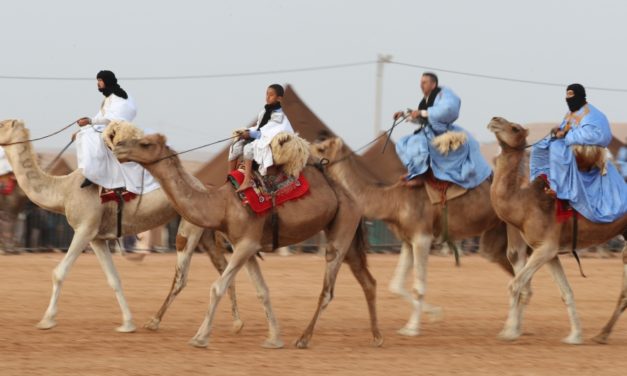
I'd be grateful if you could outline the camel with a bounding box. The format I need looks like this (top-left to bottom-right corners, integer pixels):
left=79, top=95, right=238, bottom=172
left=311, top=137, right=516, bottom=336
left=487, top=116, right=627, bottom=344
left=0, top=119, right=243, bottom=334
left=113, top=133, right=382, bottom=349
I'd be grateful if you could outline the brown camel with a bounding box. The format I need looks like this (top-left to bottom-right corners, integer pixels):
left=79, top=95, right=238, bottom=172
left=0, top=119, right=242, bottom=333
left=488, top=116, right=627, bottom=344
left=113, top=133, right=382, bottom=349
left=311, top=137, right=515, bottom=336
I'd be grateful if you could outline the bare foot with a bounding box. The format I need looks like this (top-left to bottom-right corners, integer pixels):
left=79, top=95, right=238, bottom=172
left=236, top=181, right=253, bottom=192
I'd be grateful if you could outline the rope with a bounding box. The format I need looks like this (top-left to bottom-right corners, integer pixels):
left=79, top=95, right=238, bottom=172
left=0, top=120, right=77, bottom=146
left=147, top=135, right=239, bottom=164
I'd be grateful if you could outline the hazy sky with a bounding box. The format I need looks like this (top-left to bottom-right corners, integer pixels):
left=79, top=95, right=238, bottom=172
left=2, top=0, right=626, bottom=159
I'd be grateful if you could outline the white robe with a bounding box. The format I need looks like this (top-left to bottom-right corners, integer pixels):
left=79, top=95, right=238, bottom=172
left=0, top=148, right=12, bottom=176
left=75, top=94, right=160, bottom=194
left=247, top=108, right=294, bottom=175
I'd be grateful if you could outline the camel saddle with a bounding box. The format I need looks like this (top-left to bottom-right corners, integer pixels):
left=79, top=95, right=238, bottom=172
left=424, top=172, right=467, bottom=205
left=99, top=187, right=137, bottom=205
left=228, top=169, right=309, bottom=215
left=0, top=173, right=17, bottom=196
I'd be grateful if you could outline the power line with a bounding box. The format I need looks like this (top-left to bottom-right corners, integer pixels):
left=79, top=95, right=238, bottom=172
left=0, top=61, right=376, bottom=81
left=389, top=60, right=627, bottom=93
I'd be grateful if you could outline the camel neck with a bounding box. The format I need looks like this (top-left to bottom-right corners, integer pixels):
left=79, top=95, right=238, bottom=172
left=492, top=147, right=526, bottom=226
left=143, top=153, right=226, bottom=229
left=4, top=137, right=66, bottom=212
left=328, top=151, right=400, bottom=221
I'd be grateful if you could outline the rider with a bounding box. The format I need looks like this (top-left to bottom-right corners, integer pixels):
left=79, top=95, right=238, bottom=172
left=74, top=70, right=159, bottom=194
left=228, top=84, right=294, bottom=192
left=530, top=83, right=627, bottom=222
left=393, top=72, right=491, bottom=189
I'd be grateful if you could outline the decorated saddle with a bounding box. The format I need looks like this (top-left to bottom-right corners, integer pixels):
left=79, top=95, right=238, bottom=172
left=228, top=170, right=309, bottom=215
left=424, top=171, right=468, bottom=205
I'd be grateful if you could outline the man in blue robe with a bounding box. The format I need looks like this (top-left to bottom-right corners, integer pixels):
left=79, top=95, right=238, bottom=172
left=394, top=72, right=491, bottom=189
left=530, top=84, right=627, bottom=223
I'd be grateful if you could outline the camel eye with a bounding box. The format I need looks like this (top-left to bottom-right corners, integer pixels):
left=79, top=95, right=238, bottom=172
left=511, top=127, right=520, bottom=133
left=139, top=141, right=151, bottom=148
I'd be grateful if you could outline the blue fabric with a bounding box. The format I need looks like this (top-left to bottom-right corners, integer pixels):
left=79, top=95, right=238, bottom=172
left=616, top=146, right=627, bottom=180
left=530, top=104, right=627, bottom=223
left=395, top=87, right=492, bottom=189
left=248, top=129, right=261, bottom=139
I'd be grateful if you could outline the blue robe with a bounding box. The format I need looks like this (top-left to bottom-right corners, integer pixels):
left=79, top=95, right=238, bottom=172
left=395, top=87, right=492, bottom=189
left=530, top=104, right=627, bottom=223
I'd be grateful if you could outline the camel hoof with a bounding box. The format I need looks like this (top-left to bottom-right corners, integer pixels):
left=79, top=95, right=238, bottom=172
left=144, top=318, right=161, bottom=331
left=561, top=333, right=583, bottom=345
left=231, top=319, right=244, bottom=334
left=188, top=337, right=209, bottom=348
left=116, top=322, right=137, bottom=333
left=294, top=337, right=310, bottom=349
left=591, top=333, right=609, bottom=345
left=371, top=335, right=384, bottom=347
left=36, top=318, right=57, bottom=330
left=397, top=326, right=420, bottom=337
left=261, top=338, right=284, bottom=349
left=498, top=329, right=521, bottom=342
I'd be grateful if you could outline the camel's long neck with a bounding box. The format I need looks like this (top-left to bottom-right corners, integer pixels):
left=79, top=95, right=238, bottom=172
left=4, top=139, right=66, bottom=212
left=492, top=146, right=526, bottom=227
left=328, top=152, right=398, bottom=221
left=143, top=154, right=226, bottom=229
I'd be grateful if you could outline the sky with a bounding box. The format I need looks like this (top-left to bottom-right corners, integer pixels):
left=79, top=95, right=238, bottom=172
left=1, top=0, right=626, bottom=159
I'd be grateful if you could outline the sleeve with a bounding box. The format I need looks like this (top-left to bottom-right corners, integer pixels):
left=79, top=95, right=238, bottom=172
left=564, top=122, right=605, bottom=146
left=427, top=89, right=461, bottom=134
left=248, top=129, right=261, bottom=139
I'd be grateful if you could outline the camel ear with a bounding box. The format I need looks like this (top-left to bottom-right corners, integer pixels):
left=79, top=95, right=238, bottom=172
left=155, top=134, right=168, bottom=145
left=331, top=137, right=344, bottom=149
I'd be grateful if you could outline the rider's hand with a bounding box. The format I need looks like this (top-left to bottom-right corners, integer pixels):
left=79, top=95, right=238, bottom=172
left=393, top=111, right=404, bottom=120
left=555, top=130, right=567, bottom=139
left=77, top=117, right=91, bottom=127
left=410, top=110, right=420, bottom=119
left=241, top=130, right=251, bottom=140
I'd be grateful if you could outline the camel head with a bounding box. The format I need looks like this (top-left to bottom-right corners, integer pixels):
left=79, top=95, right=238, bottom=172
left=0, top=119, right=28, bottom=145
left=114, top=133, right=169, bottom=164
left=487, top=117, right=528, bottom=150
left=310, top=136, right=350, bottom=163
left=102, top=121, right=144, bottom=151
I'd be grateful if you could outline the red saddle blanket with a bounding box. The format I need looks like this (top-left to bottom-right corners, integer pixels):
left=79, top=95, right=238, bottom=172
left=228, top=170, right=309, bottom=215
left=100, top=189, right=138, bottom=205
left=0, top=174, right=17, bottom=196
left=538, top=174, right=579, bottom=223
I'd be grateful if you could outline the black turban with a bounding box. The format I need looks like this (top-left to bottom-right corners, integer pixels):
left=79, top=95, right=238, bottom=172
left=97, top=70, right=128, bottom=99
left=566, top=83, right=587, bottom=112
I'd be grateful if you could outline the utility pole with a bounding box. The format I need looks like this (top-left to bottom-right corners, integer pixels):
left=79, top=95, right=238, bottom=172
left=374, top=54, right=392, bottom=136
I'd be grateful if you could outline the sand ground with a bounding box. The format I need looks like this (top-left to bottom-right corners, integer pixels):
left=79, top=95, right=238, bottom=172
left=0, top=252, right=625, bottom=376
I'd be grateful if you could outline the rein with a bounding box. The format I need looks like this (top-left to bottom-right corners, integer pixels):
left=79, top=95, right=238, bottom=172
left=146, top=135, right=239, bottom=165
left=0, top=120, right=77, bottom=146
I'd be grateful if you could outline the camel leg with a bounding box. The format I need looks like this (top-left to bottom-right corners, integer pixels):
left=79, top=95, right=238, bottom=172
left=201, top=231, right=243, bottom=334
left=546, top=257, right=583, bottom=344
left=388, top=241, right=443, bottom=320
left=90, top=239, right=136, bottom=333
left=245, top=256, right=283, bottom=348
left=295, top=212, right=361, bottom=349
left=36, top=228, right=96, bottom=330
left=344, top=240, right=383, bottom=347
left=500, top=243, right=558, bottom=341
left=144, top=228, right=199, bottom=331
left=189, top=239, right=260, bottom=348
left=504, top=226, right=532, bottom=336
left=592, top=242, right=627, bottom=344
left=398, top=234, right=432, bottom=337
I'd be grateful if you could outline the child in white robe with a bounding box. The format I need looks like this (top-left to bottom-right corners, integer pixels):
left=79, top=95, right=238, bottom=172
left=228, top=84, right=294, bottom=192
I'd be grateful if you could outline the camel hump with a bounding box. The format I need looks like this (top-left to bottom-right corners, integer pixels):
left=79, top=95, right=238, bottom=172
left=572, top=145, right=608, bottom=175
left=271, top=132, right=310, bottom=177
left=431, top=131, right=467, bottom=155
left=102, top=121, right=144, bottom=151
